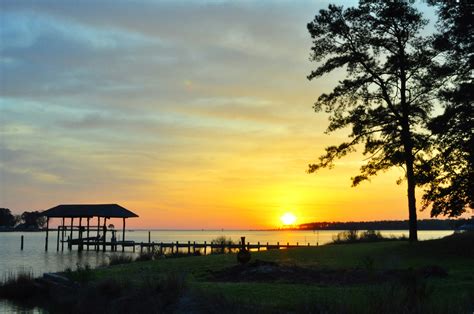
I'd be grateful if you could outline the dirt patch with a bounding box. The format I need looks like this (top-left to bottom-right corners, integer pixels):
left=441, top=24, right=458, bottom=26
left=210, top=260, right=447, bottom=285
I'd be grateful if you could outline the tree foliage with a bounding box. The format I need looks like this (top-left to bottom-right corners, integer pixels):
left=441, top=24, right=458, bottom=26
left=422, top=0, right=474, bottom=217
left=0, top=208, right=16, bottom=227
left=20, top=211, right=47, bottom=229
left=306, top=0, right=443, bottom=241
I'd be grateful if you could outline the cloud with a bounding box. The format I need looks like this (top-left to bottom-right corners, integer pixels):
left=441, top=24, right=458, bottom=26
left=0, top=0, right=430, bottom=226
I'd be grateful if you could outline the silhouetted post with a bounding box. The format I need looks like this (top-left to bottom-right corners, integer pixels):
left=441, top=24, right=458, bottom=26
left=86, top=218, right=90, bottom=251
left=122, top=218, right=126, bottom=252
left=20, top=235, right=24, bottom=250
left=102, top=218, right=107, bottom=252
left=204, top=241, right=207, bottom=255
left=61, top=217, right=65, bottom=251
left=193, top=241, right=196, bottom=254
left=307, top=243, right=310, bottom=247
left=287, top=242, right=289, bottom=248
left=56, top=226, right=60, bottom=251
left=266, top=242, right=269, bottom=250
left=69, top=218, right=74, bottom=250
left=78, top=217, right=83, bottom=252
left=45, top=217, right=49, bottom=251
left=96, top=217, right=100, bottom=252
left=148, top=231, right=151, bottom=252
left=188, top=241, right=191, bottom=254
left=257, top=241, right=260, bottom=251
left=160, top=242, right=163, bottom=255
left=176, top=241, right=179, bottom=254
left=277, top=242, right=280, bottom=249
left=297, top=242, right=299, bottom=247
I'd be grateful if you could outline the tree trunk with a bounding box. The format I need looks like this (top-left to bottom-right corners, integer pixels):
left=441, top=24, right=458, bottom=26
left=405, top=151, right=418, bottom=242
left=398, top=40, right=418, bottom=242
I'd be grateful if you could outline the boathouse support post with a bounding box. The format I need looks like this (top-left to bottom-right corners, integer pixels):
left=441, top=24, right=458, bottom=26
left=61, top=217, right=65, bottom=251
left=86, top=218, right=90, bottom=251
left=102, top=217, right=107, bottom=252
left=96, top=217, right=100, bottom=251
left=69, top=218, right=74, bottom=250
left=78, top=217, right=83, bottom=252
left=122, top=218, right=126, bottom=252
left=45, top=217, right=49, bottom=251
left=56, top=225, right=60, bottom=251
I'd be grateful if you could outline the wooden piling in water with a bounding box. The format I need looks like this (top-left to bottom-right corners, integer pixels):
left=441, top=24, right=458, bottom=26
left=204, top=241, right=207, bottom=254
left=102, top=218, right=107, bottom=252
left=20, top=235, right=24, bottom=250
left=69, top=218, right=74, bottom=250
left=61, top=217, right=65, bottom=251
left=148, top=231, right=151, bottom=252
left=96, top=217, right=100, bottom=252
left=78, top=217, right=83, bottom=252
left=45, top=217, right=49, bottom=251
left=56, top=226, right=60, bottom=251
left=86, top=218, right=90, bottom=251
left=122, top=218, right=126, bottom=252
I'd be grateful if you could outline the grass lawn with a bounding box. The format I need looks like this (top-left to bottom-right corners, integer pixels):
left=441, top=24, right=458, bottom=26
left=75, top=233, right=473, bottom=313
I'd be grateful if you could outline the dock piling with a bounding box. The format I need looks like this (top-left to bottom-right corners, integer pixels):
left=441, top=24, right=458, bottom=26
left=20, top=235, right=24, bottom=250
left=45, top=217, right=49, bottom=251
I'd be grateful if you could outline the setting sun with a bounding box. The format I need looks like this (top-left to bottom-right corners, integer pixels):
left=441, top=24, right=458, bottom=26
left=280, top=213, right=297, bottom=226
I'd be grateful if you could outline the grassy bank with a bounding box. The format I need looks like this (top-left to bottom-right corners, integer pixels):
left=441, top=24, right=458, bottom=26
left=2, top=233, right=473, bottom=313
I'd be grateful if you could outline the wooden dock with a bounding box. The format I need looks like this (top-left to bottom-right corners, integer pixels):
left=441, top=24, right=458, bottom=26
left=62, top=238, right=318, bottom=254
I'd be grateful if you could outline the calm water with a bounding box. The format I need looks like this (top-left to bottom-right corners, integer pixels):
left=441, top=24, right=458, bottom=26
left=0, top=229, right=453, bottom=277
left=0, top=229, right=452, bottom=313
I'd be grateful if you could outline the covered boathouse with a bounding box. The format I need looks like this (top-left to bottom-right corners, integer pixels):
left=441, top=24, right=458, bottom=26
left=42, top=204, right=139, bottom=252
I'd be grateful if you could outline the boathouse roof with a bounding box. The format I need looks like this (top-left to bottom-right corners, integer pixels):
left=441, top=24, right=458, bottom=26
left=43, top=204, right=139, bottom=218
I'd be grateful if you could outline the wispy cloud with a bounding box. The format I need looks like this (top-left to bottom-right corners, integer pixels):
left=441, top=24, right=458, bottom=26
left=0, top=0, right=435, bottom=227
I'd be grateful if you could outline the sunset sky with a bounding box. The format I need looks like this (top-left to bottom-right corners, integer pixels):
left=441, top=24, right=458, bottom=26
left=0, top=0, right=447, bottom=229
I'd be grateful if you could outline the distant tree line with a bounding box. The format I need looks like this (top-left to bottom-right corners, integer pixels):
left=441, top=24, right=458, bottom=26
left=299, top=219, right=471, bottom=231
left=0, top=208, right=46, bottom=231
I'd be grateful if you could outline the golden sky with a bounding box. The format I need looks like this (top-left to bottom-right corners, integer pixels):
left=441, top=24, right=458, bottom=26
left=0, top=1, right=448, bottom=228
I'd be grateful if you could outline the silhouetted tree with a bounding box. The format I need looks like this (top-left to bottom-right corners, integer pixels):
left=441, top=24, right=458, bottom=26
left=306, top=1, right=443, bottom=241
left=421, top=0, right=473, bottom=217
left=21, top=211, right=47, bottom=229
left=0, top=208, right=16, bottom=227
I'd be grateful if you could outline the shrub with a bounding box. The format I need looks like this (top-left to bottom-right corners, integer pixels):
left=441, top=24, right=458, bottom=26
left=210, top=236, right=236, bottom=254
left=64, top=264, right=93, bottom=283
left=108, top=254, right=134, bottom=266
left=332, top=230, right=405, bottom=244
left=0, top=271, right=37, bottom=300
